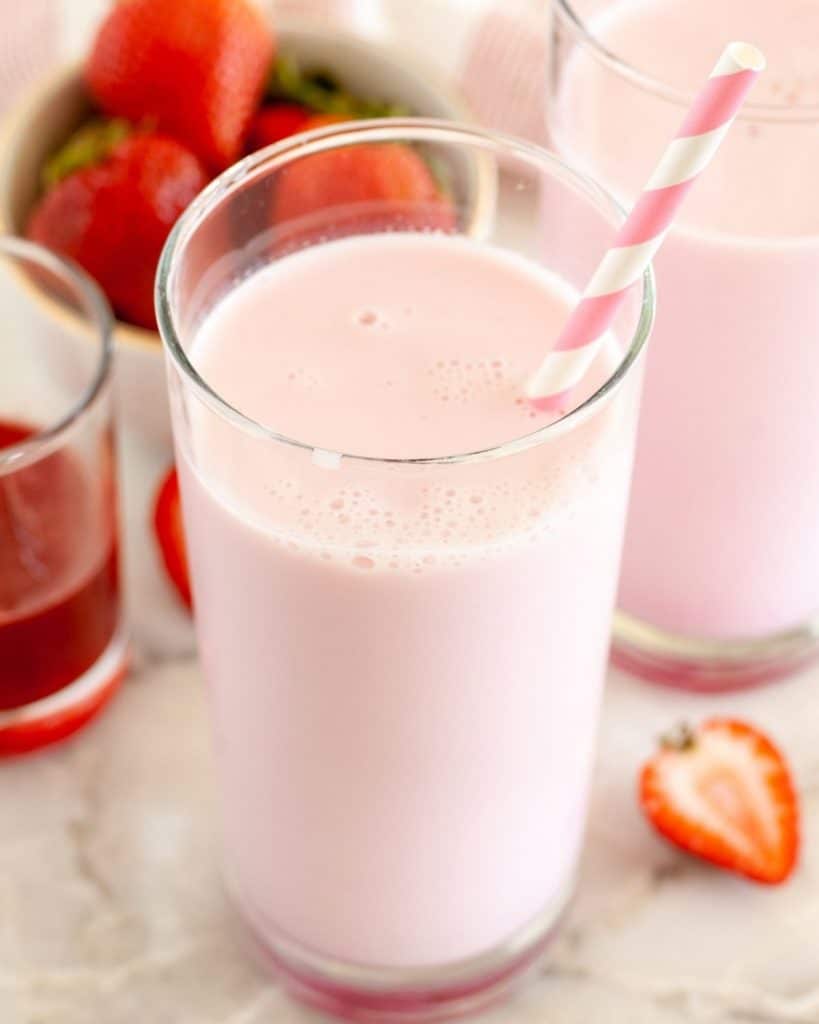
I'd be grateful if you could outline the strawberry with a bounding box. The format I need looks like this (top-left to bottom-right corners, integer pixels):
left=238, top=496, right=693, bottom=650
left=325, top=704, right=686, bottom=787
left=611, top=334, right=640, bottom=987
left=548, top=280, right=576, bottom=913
left=272, top=141, right=457, bottom=242
left=640, top=718, right=799, bottom=884
left=153, top=467, right=192, bottom=610
left=300, top=113, right=352, bottom=131
left=245, top=103, right=314, bottom=152
left=27, top=129, right=207, bottom=330
left=86, top=0, right=275, bottom=172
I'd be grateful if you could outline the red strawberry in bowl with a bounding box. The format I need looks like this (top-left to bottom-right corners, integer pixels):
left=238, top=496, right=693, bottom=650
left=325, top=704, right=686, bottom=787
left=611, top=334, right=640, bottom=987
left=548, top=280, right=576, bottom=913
left=272, top=137, right=458, bottom=248
left=86, top=0, right=275, bottom=172
left=246, top=103, right=314, bottom=152
left=299, top=113, right=354, bottom=131
left=640, top=718, right=799, bottom=884
left=26, top=126, right=208, bottom=331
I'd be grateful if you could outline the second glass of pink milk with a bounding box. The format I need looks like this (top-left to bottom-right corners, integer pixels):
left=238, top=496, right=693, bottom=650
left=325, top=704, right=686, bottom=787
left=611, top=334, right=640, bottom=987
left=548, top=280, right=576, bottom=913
left=156, top=121, right=652, bottom=1020
left=552, top=0, right=819, bottom=689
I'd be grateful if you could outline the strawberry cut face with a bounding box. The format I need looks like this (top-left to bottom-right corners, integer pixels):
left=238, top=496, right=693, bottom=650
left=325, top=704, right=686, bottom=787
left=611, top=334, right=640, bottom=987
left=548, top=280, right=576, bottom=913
left=640, top=718, right=799, bottom=884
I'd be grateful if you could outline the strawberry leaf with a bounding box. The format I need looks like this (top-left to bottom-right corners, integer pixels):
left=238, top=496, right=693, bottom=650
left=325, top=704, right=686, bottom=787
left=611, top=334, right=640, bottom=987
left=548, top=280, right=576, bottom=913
left=42, top=118, right=133, bottom=190
left=267, top=55, right=408, bottom=119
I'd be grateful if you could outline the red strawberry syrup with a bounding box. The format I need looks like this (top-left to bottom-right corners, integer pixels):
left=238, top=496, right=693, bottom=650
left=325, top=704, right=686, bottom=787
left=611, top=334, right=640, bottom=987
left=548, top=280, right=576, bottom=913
left=0, top=420, right=121, bottom=720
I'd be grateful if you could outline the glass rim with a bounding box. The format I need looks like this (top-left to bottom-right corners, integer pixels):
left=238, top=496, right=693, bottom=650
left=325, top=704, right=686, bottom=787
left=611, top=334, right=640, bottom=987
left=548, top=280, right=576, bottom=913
left=156, top=117, right=655, bottom=467
left=555, top=0, right=819, bottom=122
left=0, top=236, right=114, bottom=470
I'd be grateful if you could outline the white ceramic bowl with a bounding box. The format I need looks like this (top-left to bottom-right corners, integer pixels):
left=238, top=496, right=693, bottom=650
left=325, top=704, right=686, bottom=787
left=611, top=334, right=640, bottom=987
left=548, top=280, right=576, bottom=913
left=0, top=26, right=487, bottom=450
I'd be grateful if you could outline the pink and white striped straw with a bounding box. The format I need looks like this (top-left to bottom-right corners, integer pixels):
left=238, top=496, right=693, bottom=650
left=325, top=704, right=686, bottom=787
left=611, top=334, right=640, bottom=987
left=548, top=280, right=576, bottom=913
left=527, top=41, right=766, bottom=410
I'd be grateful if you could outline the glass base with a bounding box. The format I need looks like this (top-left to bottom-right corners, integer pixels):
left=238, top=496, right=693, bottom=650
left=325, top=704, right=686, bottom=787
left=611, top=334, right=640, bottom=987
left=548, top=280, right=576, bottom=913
left=612, top=610, right=819, bottom=692
left=231, top=876, right=573, bottom=1023
left=0, top=626, right=128, bottom=755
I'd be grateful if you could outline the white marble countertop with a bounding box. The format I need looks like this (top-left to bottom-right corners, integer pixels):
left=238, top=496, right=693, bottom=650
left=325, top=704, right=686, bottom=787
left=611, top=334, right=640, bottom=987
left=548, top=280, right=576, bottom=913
left=1, top=429, right=818, bottom=1024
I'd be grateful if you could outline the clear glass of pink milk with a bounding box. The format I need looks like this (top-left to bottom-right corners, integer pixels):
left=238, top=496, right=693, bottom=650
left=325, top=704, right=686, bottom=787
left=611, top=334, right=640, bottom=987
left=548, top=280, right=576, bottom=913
left=552, top=0, right=819, bottom=690
left=0, top=238, right=125, bottom=756
left=156, top=121, right=652, bottom=1020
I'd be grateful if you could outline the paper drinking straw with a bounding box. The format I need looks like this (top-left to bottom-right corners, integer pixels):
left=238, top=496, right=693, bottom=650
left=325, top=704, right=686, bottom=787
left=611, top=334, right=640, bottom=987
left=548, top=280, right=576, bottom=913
left=527, top=41, right=766, bottom=410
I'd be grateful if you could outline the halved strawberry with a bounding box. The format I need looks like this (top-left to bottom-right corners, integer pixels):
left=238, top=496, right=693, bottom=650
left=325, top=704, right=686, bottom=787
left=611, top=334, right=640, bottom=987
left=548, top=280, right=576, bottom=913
left=86, top=0, right=275, bottom=171
left=640, top=718, right=799, bottom=884
left=153, top=467, right=192, bottom=610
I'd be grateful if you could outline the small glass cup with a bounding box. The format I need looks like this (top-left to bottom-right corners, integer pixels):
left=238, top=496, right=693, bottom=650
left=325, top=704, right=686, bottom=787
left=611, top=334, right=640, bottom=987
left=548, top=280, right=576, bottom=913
left=0, top=237, right=126, bottom=755
left=157, top=121, right=653, bottom=1020
left=551, top=0, right=819, bottom=690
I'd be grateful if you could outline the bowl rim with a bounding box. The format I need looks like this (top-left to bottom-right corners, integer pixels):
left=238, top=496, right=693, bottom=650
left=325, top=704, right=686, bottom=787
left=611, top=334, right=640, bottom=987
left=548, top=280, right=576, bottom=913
left=0, top=25, right=483, bottom=354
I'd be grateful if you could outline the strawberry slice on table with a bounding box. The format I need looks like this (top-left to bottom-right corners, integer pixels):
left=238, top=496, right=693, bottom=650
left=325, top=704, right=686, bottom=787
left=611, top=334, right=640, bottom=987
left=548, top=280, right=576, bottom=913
left=640, top=718, right=799, bottom=884
left=86, top=0, right=275, bottom=172
left=153, top=467, right=192, bottom=610
left=27, top=127, right=207, bottom=330
left=272, top=141, right=457, bottom=241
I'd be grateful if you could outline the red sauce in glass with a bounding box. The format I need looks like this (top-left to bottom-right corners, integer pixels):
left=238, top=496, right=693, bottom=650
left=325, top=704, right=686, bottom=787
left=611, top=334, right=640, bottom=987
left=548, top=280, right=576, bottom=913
left=0, top=420, right=119, bottom=709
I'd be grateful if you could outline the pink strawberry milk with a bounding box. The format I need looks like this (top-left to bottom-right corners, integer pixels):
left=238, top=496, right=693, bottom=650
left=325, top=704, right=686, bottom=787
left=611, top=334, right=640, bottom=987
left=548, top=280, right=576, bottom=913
left=552, top=0, right=819, bottom=685
left=182, top=234, right=630, bottom=962
left=158, top=124, right=651, bottom=1017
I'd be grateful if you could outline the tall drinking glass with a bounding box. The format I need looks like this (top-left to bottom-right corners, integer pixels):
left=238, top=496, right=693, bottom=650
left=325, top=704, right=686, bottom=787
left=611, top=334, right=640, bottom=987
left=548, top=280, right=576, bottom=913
left=157, top=121, right=653, bottom=1019
left=551, top=0, right=819, bottom=689
left=0, top=237, right=125, bottom=755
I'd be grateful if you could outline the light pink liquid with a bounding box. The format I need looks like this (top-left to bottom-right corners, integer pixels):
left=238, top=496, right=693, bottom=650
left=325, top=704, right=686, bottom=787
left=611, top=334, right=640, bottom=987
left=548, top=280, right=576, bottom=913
left=553, top=0, right=819, bottom=637
left=177, top=234, right=639, bottom=967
